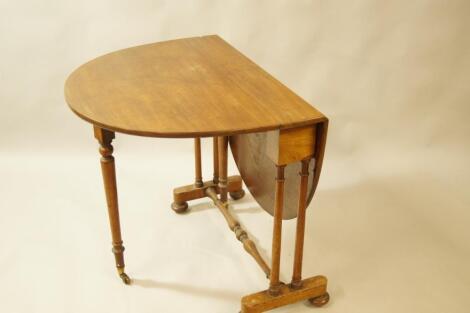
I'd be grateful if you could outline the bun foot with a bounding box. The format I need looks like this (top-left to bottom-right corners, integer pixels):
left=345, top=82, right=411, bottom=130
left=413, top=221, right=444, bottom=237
left=309, top=292, right=329, bottom=307
left=229, top=189, right=245, bottom=200
left=171, top=201, right=188, bottom=213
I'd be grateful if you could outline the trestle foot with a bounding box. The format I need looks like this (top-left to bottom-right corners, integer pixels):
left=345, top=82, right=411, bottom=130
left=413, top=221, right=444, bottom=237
left=172, top=176, right=243, bottom=211
left=241, top=275, right=328, bottom=313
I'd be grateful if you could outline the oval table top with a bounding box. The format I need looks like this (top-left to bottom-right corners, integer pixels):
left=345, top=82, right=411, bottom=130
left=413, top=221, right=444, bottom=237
left=65, top=35, right=325, bottom=138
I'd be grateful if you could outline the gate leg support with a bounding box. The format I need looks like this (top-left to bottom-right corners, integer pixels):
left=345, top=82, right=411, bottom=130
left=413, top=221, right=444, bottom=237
left=291, top=159, right=310, bottom=288
left=269, top=165, right=286, bottom=296
left=241, top=159, right=329, bottom=312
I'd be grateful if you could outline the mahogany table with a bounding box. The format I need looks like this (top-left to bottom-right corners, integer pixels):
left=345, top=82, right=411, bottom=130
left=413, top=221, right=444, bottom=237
left=65, top=35, right=329, bottom=312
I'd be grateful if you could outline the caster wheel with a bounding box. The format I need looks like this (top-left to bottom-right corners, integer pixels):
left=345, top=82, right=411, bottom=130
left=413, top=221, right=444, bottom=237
left=171, top=201, right=188, bottom=213
left=229, top=189, right=245, bottom=200
left=309, top=292, right=329, bottom=307
left=119, top=273, right=131, bottom=285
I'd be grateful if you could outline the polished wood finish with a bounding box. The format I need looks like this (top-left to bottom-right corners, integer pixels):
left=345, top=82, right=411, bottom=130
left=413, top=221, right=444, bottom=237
left=230, top=120, right=327, bottom=219
left=310, top=121, right=329, bottom=202
left=267, top=126, right=316, bottom=166
left=93, top=126, right=130, bottom=285
left=171, top=200, right=188, bottom=214
left=67, top=35, right=330, bottom=312
left=291, top=159, right=310, bottom=289
left=217, top=136, right=229, bottom=203
left=229, top=188, right=246, bottom=201
left=230, top=132, right=311, bottom=219
left=65, top=35, right=325, bottom=138
left=241, top=275, right=328, bottom=313
left=309, top=292, right=331, bottom=307
left=206, top=187, right=270, bottom=277
left=194, top=138, right=203, bottom=187
left=269, top=165, right=286, bottom=296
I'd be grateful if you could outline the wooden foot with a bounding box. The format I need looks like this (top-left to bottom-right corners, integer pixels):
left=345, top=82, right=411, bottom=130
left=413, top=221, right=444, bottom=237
left=172, top=176, right=243, bottom=209
left=309, top=292, right=330, bottom=307
left=230, top=189, right=245, bottom=200
left=171, top=201, right=189, bottom=213
left=241, top=275, right=328, bottom=313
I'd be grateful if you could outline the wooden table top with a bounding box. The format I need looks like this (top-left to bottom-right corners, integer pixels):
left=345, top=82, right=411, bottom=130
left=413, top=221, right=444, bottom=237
left=65, top=35, right=326, bottom=138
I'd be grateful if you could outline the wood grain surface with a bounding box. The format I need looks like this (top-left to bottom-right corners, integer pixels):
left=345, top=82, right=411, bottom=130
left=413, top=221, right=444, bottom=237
left=229, top=121, right=327, bottom=220
left=65, top=35, right=326, bottom=138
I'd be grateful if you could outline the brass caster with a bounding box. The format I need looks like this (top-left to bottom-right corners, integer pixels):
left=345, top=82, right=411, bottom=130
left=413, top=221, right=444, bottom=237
left=171, top=201, right=188, bottom=213
left=119, top=272, right=131, bottom=285
left=308, top=292, right=330, bottom=307
left=229, top=189, right=245, bottom=200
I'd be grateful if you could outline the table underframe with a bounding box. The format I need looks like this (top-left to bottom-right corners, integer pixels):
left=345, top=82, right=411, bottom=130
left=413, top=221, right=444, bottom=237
left=93, top=125, right=329, bottom=312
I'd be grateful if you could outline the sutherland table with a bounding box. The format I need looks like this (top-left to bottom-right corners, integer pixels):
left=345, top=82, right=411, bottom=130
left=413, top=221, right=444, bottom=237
left=65, top=35, right=329, bottom=312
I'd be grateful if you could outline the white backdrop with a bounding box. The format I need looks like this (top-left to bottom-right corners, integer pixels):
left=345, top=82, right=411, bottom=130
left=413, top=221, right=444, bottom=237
left=1, top=1, right=469, bottom=312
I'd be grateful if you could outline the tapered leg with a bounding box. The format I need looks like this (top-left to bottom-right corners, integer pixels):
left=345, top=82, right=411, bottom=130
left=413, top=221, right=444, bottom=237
left=269, top=165, right=286, bottom=296
left=291, top=159, right=310, bottom=288
left=94, top=126, right=130, bottom=285
left=217, top=136, right=228, bottom=203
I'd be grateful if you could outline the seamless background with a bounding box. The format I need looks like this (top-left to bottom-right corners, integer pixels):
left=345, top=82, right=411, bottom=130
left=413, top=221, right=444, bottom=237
left=1, top=1, right=469, bottom=312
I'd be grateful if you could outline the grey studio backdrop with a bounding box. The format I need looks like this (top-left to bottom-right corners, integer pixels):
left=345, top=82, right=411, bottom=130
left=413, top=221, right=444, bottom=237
left=0, top=1, right=469, bottom=312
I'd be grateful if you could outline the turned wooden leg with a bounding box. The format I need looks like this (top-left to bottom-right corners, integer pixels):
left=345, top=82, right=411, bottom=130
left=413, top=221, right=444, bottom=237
left=269, top=165, right=286, bottom=296
left=194, top=137, right=203, bottom=188
left=213, top=137, right=219, bottom=184
left=217, top=136, right=228, bottom=203
left=215, top=136, right=245, bottom=201
left=173, top=138, right=203, bottom=213
left=291, top=159, right=310, bottom=289
left=94, top=126, right=130, bottom=285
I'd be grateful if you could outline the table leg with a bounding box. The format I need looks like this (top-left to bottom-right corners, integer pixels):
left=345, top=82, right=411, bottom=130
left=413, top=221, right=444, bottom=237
left=291, top=159, right=310, bottom=288
left=94, top=126, right=130, bottom=285
left=172, top=136, right=244, bottom=210
left=194, top=138, right=203, bottom=188
left=269, top=165, right=286, bottom=296
left=217, top=136, right=229, bottom=203
left=213, top=137, right=219, bottom=184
